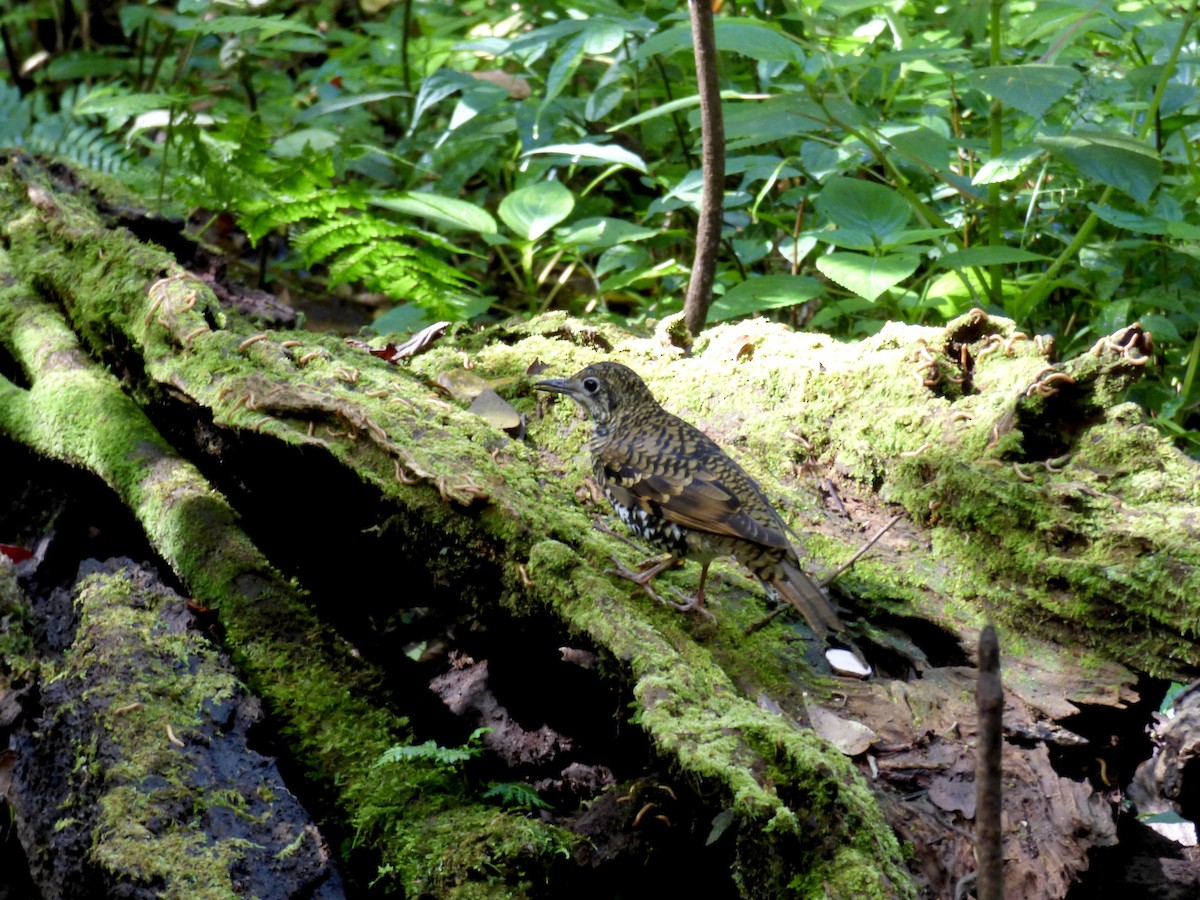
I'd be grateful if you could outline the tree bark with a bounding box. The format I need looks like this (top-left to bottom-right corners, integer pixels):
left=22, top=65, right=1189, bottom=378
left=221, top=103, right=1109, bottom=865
left=3, top=154, right=1198, bottom=898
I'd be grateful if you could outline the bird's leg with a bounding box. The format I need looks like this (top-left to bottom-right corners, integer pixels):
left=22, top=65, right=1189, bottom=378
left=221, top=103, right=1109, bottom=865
left=660, top=562, right=717, bottom=621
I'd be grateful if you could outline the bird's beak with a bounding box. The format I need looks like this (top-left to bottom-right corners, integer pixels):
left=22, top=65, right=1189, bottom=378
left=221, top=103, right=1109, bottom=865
left=534, top=377, right=577, bottom=397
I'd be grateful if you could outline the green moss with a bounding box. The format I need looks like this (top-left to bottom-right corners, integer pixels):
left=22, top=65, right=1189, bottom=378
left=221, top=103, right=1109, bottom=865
left=64, top=569, right=251, bottom=897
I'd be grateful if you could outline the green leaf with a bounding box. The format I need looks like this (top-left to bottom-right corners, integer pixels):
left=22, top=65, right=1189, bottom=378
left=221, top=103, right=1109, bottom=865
left=937, top=247, right=1049, bottom=267
left=708, top=274, right=824, bottom=322
left=555, top=217, right=656, bottom=249
left=815, top=178, right=911, bottom=243
left=297, top=91, right=407, bottom=121
left=181, top=14, right=323, bottom=37
left=973, top=147, right=1044, bottom=185
left=1140, top=810, right=1191, bottom=825
left=721, top=96, right=827, bottom=148
left=598, top=257, right=685, bottom=291
left=373, top=192, right=498, bottom=234
left=1037, top=131, right=1161, bottom=203
left=816, top=252, right=919, bottom=301
left=1139, top=314, right=1182, bottom=344
left=1159, top=682, right=1187, bottom=714
left=272, top=128, right=339, bottom=157
left=541, top=34, right=585, bottom=118
left=606, top=91, right=770, bottom=133
left=966, top=65, right=1082, bottom=118
left=636, top=21, right=805, bottom=63
left=582, top=19, right=627, bottom=54
left=522, top=142, right=647, bottom=173
left=45, top=52, right=132, bottom=81
left=883, top=125, right=950, bottom=173
left=1089, top=204, right=1188, bottom=236
left=498, top=181, right=575, bottom=240
left=881, top=228, right=954, bottom=248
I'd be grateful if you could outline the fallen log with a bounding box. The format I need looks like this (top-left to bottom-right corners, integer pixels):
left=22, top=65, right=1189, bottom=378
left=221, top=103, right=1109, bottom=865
left=3, top=152, right=1198, bottom=897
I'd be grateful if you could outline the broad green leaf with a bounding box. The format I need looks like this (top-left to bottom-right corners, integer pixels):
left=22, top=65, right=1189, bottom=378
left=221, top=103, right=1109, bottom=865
left=816, top=252, right=919, bottom=301
left=708, top=274, right=824, bottom=322
left=815, top=227, right=877, bottom=252
left=297, top=91, right=407, bottom=121
left=45, top=53, right=131, bottom=80
left=966, top=65, right=1081, bottom=118
left=541, top=34, right=585, bottom=118
left=371, top=304, right=433, bottom=335
left=776, top=235, right=817, bottom=266
left=1088, top=204, right=1200, bottom=240
left=373, top=193, right=498, bottom=234
left=1160, top=682, right=1187, bottom=714
left=721, top=96, right=827, bottom=148
left=181, top=15, right=322, bottom=37
left=937, top=247, right=1049, bottom=267
left=506, top=19, right=589, bottom=59
left=1166, top=221, right=1200, bottom=241
left=598, top=257, right=685, bottom=292
left=815, top=178, right=911, bottom=242
left=1139, top=314, right=1182, bottom=344
left=883, top=125, right=950, bottom=173
left=523, top=142, right=647, bottom=173
left=586, top=82, right=625, bottom=122
left=272, top=128, right=339, bottom=157
left=1037, top=131, right=1161, bottom=203
left=596, top=243, right=650, bottom=278
left=881, top=228, right=954, bottom=248
left=607, top=91, right=770, bottom=133
left=582, top=19, right=626, bottom=54
left=498, top=181, right=575, bottom=240
left=973, top=147, right=1044, bottom=185
left=411, top=70, right=474, bottom=129
left=636, top=21, right=804, bottom=64
left=556, top=217, right=656, bottom=249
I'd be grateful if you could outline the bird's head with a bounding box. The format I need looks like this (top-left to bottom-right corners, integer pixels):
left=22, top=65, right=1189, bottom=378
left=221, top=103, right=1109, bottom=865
left=535, top=362, right=657, bottom=427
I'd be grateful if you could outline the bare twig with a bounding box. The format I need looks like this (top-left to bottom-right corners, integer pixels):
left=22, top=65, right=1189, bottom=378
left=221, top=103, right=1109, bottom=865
left=975, top=624, right=1003, bottom=900
left=682, top=0, right=725, bottom=337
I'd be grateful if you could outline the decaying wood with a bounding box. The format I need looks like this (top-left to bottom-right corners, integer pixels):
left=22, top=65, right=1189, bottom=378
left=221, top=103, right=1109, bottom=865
left=2, top=153, right=1199, bottom=898
left=1, top=559, right=343, bottom=899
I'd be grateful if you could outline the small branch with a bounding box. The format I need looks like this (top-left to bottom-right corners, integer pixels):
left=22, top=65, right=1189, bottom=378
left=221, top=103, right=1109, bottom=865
left=683, top=0, right=725, bottom=337
left=818, top=514, right=904, bottom=588
left=975, top=624, right=1004, bottom=900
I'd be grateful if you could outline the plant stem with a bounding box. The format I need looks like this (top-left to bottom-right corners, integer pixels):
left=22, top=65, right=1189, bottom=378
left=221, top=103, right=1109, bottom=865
left=683, top=0, right=725, bottom=336
left=986, top=0, right=1003, bottom=306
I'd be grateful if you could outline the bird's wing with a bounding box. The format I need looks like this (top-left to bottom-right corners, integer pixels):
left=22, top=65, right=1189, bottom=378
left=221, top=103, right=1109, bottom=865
left=597, top=434, right=790, bottom=550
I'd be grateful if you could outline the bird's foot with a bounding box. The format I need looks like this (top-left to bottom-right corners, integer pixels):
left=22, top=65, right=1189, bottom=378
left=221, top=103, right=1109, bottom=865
left=660, top=588, right=717, bottom=622
left=607, top=555, right=672, bottom=594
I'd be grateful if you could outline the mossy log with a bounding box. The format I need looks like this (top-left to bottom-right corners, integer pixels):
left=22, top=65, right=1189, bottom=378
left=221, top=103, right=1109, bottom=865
left=0, top=558, right=344, bottom=899
left=2, top=153, right=1197, bottom=898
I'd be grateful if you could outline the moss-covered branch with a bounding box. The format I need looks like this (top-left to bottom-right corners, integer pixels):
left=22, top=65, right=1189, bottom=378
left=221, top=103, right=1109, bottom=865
left=4, top=154, right=1198, bottom=896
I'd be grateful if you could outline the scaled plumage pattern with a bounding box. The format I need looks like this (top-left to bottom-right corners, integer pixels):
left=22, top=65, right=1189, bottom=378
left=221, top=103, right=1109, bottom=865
left=536, top=362, right=842, bottom=635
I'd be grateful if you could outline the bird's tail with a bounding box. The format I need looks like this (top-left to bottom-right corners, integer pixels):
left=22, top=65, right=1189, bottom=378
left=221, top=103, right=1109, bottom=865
left=765, top=559, right=843, bottom=636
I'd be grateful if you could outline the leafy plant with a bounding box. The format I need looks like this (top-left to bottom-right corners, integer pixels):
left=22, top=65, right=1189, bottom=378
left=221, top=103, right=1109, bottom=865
left=373, top=727, right=489, bottom=772
left=3, top=0, right=1200, bottom=448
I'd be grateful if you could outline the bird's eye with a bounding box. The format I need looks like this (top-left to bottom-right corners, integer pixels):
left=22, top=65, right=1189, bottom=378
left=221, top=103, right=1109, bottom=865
left=583, top=378, right=600, bottom=393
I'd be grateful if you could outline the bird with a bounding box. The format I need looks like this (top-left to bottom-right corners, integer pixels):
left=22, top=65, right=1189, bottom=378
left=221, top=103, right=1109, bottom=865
left=535, top=362, right=843, bottom=635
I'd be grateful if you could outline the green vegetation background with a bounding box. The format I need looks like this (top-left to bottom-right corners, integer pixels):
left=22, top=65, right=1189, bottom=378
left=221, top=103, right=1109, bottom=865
left=2, top=0, right=1195, bottom=450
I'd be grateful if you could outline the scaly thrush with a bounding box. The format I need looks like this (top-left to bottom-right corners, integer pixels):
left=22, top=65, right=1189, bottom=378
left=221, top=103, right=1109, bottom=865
left=536, top=362, right=843, bottom=635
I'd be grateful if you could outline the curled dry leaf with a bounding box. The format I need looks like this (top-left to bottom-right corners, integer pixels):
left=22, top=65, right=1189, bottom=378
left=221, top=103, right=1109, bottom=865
left=807, top=701, right=876, bottom=757
left=469, top=387, right=521, bottom=433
